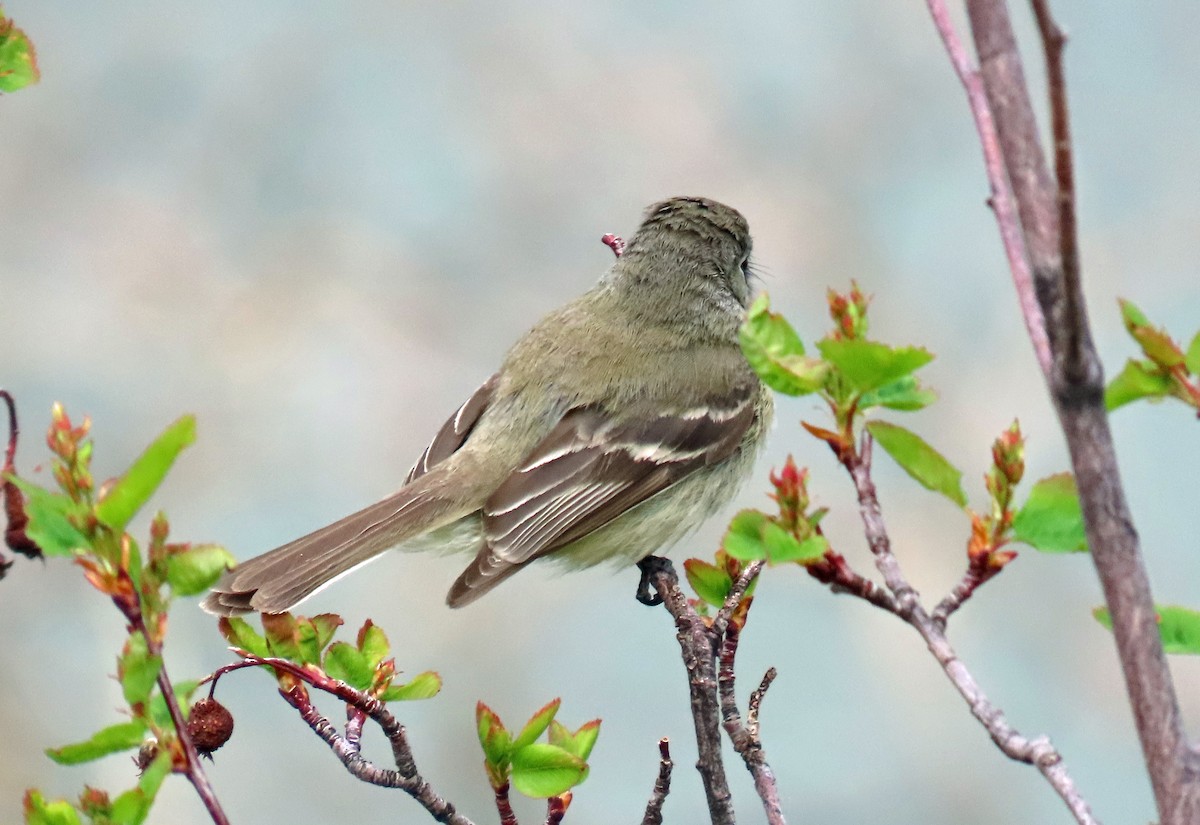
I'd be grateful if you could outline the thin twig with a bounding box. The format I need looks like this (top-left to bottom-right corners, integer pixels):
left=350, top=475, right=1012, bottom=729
left=493, top=783, right=518, bottom=825
left=932, top=558, right=1000, bottom=627
left=641, top=738, right=673, bottom=825
left=206, top=657, right=473, bottom=825
left=805, top=551, right=900, bottom=615
left=841, top=439, right=1098, bottom=825
left=641, top=558, right=736, bottom=825
left=710, top=559, right=764, bottom=642
left=717, top=625, right=786, bottom=825
left=544, top=794, right=567, bottom=825
left=924, top=0, right=1052, bottom=379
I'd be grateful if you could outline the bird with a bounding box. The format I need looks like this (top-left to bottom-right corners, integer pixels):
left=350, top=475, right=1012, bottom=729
left=202, top=196, right=773, bottom=616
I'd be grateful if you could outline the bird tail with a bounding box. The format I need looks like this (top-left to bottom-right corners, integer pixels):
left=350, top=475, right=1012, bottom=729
left=202, top=478, right=467, bottom=616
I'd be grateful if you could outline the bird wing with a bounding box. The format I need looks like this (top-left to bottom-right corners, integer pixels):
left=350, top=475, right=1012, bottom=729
left=446, top=391, right=757, bottom=605
left=406, top=373, right=501, bottom=483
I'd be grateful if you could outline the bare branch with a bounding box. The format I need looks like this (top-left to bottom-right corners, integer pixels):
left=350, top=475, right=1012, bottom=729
left=640, top=738, right=673, bottom=825
left=923, top=1, right=1052, bottom=377
left=639, top=557, right=736, bottom=825
left=840, top=440, right=1098, bottom=825
left=930, top=1, right=1200, bottom=819
left=717, top=625, right=785, bottom=825
left=206, top=657, right=473, bottom=825
left=710, top=559, right=764, bottom=642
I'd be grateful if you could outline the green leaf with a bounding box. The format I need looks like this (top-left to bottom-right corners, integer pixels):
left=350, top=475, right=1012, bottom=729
left=818, top=339, right=934, bottom=395
left=1186, top=331, right=1200, bottom=375
left=45, top=721, right=147, bottom=765
left=261, top=613, right=300, bottom=661
left=764, top=526, right=828, bottom=564
left=683, top=559, right=733, bottom=607
left=380, top=670, right=442, bottom=701
left=1013, top=473, right=1087, bottom=553
left=95, top=416, right=196, bottom=532
left=513, top=698, right=561, bottom=750
left=865, top=421, right=966, bottom=507
left=357, top=621, right=390, bottom=669
left=509, top=743, right=587, bottom=798
left=309, top=613, right=343, bottom=652
left=218, top=616, right=270, bottom=658
left=859, top=375, right=938, bottom=412
left=0, top=12, right=39, bottom=93
left=119, top=632, right=162, bottom=707
left=22, top=791, right=83, bottom=825
left=165, top=544, right=235, bottom=596
left=110, top=749, right=171, bottom=825
left=476, top=702, right=511, bottom=767
left=1119, top=299, right=1185, bottom=367
left=323, top=642, right=373, bottom=690
left=548, top=719, right=601, bottom=761
left=1093, top=604, right=1200, bottom=655
left=294, top=618, right=322, bottom=666
left=147, top=679, right=200, bottom=729
left=740, top=294, right=828, bottom=396
left=5, top=477, right=91, bottom=557
left=1105, top=359, right=1173, bottom=411
left=722, top=510, right=769, bottom=561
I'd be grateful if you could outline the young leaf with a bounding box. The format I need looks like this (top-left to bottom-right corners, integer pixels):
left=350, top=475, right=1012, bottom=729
left=381, top=671, right=442, bottom=701
left=95, top=415, right=196, bottom=532
left=218, top=616, right=270, bottom=658
left=323, top=642, right=373, bottom=690
left=1187, top=331, right=1200, bottom=375
left=0, top=11, right=40, bottom=93
left=1012, top=473, right=1087, bottom=553
left=476, top=702, right=511, bottom=767
left=513, top=698, right=561, bottom=750
left=764, top=527, right=828, bottom=564
left=549, top=719, right=601, bottom=761
left=357, top=621, right=390, bottom=670
left=818, top=339, right=934, bottom=395
left=308, top=613, right=343, bottom=652
left=865, top=421, right=966, bottom=507
left=45, top=721, right=147, bottom=765
left=110, top=749, right=171, bottom=825
left=509, top=743, right=587, bottom=798
left=5, top=477, right=90, bottom=557
left=164, top=544, right=235, bottom=596
left=118, top=632, right=163, bottom=707
left=740, top=294, right=827, bottom=396
left=22, top=791, right=83, bottom=825
left=261, top=613, right=301, bottom=661
left=1105, top=359, right=1173, bottom=411
left=147, top=680, right=200, bottom=729
left=1093, top=604, right=1200, bottom=655
left=722, top=510, right=769, bottom=561
left=1119, top=299, right=1185, bottom=367
left=294, top=617, right=323, bottom=666
left=859, top=375, right=938, bottom=412
left=684, top=558, right=733, bottom=607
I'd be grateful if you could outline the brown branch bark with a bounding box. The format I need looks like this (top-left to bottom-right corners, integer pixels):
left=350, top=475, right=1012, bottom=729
left=837, top=434, right=1097, bottom=824
left=206, top=657, right=473, bottom=825
left=639, top=557, right=736, bottom=825
left=927, top=1, right=1200, bottom=820
left=640, top=738, right=673, bottom=825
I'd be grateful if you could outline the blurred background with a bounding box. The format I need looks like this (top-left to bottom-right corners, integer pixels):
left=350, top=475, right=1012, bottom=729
left=2, top=1, right=1198, bottom=823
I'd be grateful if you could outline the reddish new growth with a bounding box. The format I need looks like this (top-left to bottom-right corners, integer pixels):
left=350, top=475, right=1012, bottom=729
left=826, top=281, right=870, bottom=340
left=601, top=233, right=625, bottom=258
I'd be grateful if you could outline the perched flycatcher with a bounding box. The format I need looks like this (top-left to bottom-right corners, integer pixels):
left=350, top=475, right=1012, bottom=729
left=203, top=196, right=773, bottom=615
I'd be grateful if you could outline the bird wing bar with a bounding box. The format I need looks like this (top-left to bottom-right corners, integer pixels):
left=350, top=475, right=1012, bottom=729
left=482, top=394, right=756, bottom=566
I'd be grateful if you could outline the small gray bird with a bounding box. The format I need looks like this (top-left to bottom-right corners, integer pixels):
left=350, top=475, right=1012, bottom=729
left=203, top=196, right=773, bottom=615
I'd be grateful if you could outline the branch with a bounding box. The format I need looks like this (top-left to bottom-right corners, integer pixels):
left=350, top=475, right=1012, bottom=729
left=717, top=625, right=785, bottom=825
left=639, top=557, right=736, bottom=825
left=935, top=1, right=1200, bottom=819
left=206, top=657, right=473, bottom=825
left=923, top=1, right=1051, bottom=378
left=640, top=738, right=673, bottom=825
left=840, top=436, right=1097, bottom=825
